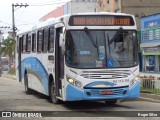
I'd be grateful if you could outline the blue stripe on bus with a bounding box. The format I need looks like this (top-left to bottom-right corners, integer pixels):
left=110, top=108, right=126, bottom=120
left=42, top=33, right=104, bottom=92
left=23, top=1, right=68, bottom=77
left=66, top=81, right=140, bottom=101
left=21, top=57, right=49, bottom=95
left=85, top=81, right=117, bottom=87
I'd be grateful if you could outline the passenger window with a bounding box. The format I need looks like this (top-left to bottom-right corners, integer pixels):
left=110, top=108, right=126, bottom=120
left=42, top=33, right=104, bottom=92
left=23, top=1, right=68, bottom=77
left=32, top=33, right=36, bottom=52
left=43, top=29, right=48, bottom=52
left=22, top=35, right=26, bottom=53
left=37, top=30, right=43, bottom=52
left=26, top=33, right=31, bottom=52
left=49, top=27, right=54, bottom=52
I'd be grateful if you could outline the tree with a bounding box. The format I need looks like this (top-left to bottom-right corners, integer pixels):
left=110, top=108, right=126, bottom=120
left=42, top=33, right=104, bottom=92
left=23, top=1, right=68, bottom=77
left=0, top=38, right=16, bottom=67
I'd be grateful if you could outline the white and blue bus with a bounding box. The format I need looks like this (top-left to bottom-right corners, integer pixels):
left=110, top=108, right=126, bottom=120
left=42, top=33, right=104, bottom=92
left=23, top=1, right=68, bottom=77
left=16, top=12, right=140, bottom=104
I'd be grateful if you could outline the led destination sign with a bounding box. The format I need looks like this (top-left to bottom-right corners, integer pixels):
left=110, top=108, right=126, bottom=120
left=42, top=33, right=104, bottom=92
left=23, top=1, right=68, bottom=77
left=69, top=15, right=134, bottom=26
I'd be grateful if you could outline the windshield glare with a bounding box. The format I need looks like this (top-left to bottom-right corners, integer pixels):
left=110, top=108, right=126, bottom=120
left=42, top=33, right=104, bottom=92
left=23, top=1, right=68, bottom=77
left=65, top=30, right=138, bottom=68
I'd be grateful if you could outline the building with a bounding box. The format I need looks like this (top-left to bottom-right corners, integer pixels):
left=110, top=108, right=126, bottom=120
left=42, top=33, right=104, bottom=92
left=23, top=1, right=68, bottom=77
left=121, top=0, right=160, bottom=30
left=7, top=31, right=15, bottom=39
left=97, top=0, right=121, bottom=13
left=96, top=0, right=160, bottom=72
left=140, top=13, right=160, bottom=73
left=97, top=0, right=160, bottom=29
left=40, top=0, right=97, bottom=22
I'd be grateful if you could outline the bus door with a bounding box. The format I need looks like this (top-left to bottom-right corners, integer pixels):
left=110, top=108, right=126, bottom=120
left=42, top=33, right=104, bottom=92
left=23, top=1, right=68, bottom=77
left=18, top=36, right=22, bottom=82
left=55, top=27, right=64, bottom=97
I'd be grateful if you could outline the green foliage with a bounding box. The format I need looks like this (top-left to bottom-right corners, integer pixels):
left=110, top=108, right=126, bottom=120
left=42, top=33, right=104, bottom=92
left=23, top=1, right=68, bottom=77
left=8, top=68, right=16, bottom=75
left=140, top=86, right=160, bottom=94
left=0, top=38, right=16, bottom=57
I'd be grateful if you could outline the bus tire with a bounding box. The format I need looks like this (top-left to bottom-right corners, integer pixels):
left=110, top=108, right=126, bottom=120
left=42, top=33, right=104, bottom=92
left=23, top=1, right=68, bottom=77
left=24, top=74, right=32, bottom=94
left=49, top=81, right=60, bottom=104
left=105, top=99, right=117, bottom=104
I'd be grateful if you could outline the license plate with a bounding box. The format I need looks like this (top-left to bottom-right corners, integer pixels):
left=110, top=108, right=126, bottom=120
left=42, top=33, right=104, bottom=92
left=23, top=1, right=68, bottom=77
left=100, top=90, right=113, bottom=95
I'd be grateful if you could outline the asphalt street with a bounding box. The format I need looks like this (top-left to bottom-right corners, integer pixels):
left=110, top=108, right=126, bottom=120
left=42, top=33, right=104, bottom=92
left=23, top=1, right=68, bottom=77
left=0, top=74, right=160, bottom=120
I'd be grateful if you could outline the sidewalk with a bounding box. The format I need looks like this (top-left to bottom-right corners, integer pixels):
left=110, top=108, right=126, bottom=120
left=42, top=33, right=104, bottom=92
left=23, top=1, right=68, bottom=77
left=1, top=73, right=160, bottom=103
left=140, top=93, right=160, bottom=103
left=1, top=73, right=17, bottom=80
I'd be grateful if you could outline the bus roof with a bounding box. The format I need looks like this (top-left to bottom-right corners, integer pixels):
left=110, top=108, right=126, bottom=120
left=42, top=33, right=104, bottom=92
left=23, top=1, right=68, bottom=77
left=17, top=12, right=135, bottom=35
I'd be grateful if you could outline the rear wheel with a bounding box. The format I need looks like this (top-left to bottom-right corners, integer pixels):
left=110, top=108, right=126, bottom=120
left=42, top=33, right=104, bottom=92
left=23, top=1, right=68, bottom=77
left=105, top=99, right=118, bottom=104
left=24, top=74, right=32, bottom=94
left=49, top=81, right=60, bottom=104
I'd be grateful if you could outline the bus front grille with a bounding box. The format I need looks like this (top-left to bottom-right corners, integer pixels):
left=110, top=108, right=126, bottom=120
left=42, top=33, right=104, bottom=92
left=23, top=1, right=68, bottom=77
left=80, top=70, right=131, bottom=79
left=85, top=87, right=128, bottom=96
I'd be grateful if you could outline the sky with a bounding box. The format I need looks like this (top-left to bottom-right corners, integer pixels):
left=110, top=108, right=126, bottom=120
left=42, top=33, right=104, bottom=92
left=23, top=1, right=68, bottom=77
left=0, top=0, right=70, bottom=37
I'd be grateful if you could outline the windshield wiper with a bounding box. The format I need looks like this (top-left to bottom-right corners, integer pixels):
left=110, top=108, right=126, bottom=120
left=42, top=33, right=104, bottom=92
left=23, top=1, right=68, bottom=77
left=109, top=27, right=123, bottom=45
left=84, top=27, right=98, bottom=48
left=106, top=32, right=110, bottom=54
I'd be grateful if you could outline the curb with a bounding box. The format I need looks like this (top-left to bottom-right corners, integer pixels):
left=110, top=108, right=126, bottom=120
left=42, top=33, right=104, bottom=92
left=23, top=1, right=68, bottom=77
left=140, top=93, right=160, bottom=103
left=122, top=93, right=160, bottom=103
left=139, top=97, right=160, bottom=103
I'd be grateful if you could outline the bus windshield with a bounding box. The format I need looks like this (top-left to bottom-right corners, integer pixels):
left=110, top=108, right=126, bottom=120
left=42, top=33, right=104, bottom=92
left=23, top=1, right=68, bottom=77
left=65, top=30, right=138, bottom=68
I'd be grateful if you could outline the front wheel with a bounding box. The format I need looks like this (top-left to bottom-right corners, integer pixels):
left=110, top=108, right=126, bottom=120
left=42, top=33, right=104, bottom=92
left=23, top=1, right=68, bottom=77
left=24, top=74, right=32, bottom=94
left=49, top=81, right=60, bottom=104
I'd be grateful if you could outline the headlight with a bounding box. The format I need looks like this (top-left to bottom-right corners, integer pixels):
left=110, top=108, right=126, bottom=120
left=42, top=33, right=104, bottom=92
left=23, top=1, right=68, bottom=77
left=66, top=76, right=74, bottom=85
left=75, top=80, right=82, bottom=88
left=130, top=76, right=139, bottom=88
left=130, top=79, right=135, bottom=87
left=66, top=76, right=82, bottom=88
left=134, top=76, right=139, bottom=81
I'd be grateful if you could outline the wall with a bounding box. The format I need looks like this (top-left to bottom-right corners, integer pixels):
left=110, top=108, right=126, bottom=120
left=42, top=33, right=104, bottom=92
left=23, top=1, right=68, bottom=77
left=40, top=0, right=96, bottom=21
left=40, top=6, right=64, bottom=21
left=121, top=0, right=160, bottom=29
left=67, top=0, right=96, bottom=14
left=97, top=0, right=121, bottom=12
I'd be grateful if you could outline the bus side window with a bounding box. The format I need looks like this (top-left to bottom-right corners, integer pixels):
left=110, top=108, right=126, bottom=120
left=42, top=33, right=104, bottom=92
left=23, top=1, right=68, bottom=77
left=26, top=33, right=31, bottom=52
left=32, top=33, right=36, bottom=52
left=48, top=27, right=54, bottom=52
left=22, top=35, right=26, bottom=53
left=37, top=30, right=43, bottom=52
left=43, top=29, right=48, bottom=53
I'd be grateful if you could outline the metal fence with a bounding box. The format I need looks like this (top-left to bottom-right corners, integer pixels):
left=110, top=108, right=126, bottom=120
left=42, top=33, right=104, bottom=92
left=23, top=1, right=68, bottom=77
left=140, top=76, right=160, bottom=94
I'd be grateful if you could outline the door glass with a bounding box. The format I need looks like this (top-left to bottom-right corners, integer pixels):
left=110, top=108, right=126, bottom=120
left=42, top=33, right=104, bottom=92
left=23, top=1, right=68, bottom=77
left=146, top=56, right=154, bottom=72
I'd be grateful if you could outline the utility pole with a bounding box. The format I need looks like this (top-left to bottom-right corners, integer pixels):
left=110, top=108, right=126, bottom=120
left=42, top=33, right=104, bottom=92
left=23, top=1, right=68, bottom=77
left=12, top=3, right=15, bottom=40
left=11, top=3, right=29, bottom=77
left=12, top=3, right=29, bottom=40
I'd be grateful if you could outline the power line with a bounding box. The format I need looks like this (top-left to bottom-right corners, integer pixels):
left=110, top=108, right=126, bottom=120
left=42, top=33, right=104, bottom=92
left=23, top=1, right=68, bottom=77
left=0, top=26, right=10, bottom=29
left=0, top=21, right=11, bottom=26
left=29, top=1, right=69, bottom=6
left=15, top=7, right=26, bottom=23
left=29, top=0, right=70, bottom=6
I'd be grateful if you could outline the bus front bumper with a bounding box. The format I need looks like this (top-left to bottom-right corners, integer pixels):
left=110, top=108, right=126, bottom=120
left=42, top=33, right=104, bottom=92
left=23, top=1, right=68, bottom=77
left=65, top=81, right=140, bottom=101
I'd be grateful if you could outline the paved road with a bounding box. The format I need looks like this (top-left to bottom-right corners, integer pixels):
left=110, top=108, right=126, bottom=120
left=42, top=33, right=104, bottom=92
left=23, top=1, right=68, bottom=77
left=0, top=76, right=160, bottom=120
